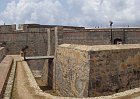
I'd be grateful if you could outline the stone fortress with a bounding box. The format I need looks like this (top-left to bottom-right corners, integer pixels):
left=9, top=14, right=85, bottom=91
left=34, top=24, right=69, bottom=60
left=0, top=24, right=140, bottom=99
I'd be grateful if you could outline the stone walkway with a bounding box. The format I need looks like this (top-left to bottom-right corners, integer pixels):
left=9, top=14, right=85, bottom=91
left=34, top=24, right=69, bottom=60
left=0, top=56, right=13, bottom=98
left=12, top=60, right=45, bottom=99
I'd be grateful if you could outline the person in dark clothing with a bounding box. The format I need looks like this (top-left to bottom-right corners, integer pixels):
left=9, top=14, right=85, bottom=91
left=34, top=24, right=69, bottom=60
left=21, top=45, right=28, bottom=60
left=1, top=41, right=6, bottom=47
left=109, top=21, right=113, bottom=27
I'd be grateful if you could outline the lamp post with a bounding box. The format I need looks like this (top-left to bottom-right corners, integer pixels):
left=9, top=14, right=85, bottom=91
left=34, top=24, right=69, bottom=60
left=109, top=21, right=113, bottom=44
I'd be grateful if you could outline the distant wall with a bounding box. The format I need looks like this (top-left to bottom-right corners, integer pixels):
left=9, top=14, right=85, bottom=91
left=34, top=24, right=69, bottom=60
left=63, top=30, right=111, bottom=45
left=62, top=28, right=140, bottom=45
left=0, top=31, right=49, bottom=70
left=54, top=44, right=140, bottom=97
left=0, top=24, right=59, bottom=70
left=0, top=24, right=16, bottom=33
left=0, top=32, right=48, bottom=56
left=17, top=25, right=140, bottom=54
left=1, top=24, right=140, bottom=71
left=1, top=25, right=140, bottom=57
left=0, top=47, right=5, bottom=62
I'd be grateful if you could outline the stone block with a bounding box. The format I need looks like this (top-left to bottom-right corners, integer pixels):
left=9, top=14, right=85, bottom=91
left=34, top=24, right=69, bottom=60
left=54, top=44, right=140, bottom=97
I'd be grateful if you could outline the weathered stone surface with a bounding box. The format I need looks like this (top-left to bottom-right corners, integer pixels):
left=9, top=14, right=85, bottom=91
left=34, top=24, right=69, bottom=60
left=41, top=59, right=54, bottom=87
left=63, top=28, right=140, bottom=45
left=11, top=57, right=140, bottom=99
left=3, top=55, right=21, bottom=99
left=0, top=56, right=13, bottom=98
left=0, top=24, right=16, bottom=33
left=0, top=47, right=5, bottom=62
left=54, top=44, right=140, bottom=97
left=1, top=24, right=140, bottom=72
left=54, top=44, right=90, bottom=97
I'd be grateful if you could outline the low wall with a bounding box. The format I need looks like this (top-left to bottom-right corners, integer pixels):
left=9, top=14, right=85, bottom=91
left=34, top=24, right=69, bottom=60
left=54, top=44, right=140, bottom=97
left=0, top=47, right=5, bottom=62
left=13, top=59, right=140, bottom=99
left=0, top=56, right=13, bottom=98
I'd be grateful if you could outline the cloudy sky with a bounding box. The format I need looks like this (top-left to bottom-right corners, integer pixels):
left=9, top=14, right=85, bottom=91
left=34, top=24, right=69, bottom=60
left=0, top=0, right=140, bottom=27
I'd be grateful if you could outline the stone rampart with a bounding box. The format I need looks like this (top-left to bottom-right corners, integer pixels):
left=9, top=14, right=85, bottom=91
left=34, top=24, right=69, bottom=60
left=0, top=25, right=57, bottom=71
left=0, top=56, right=13, bottom=98
left=0, top=47, right=5, bottom=62
left=1, top=24, right=140, bottom=73
left=62, top=28, right=140, bottom=45
left=0, top=31, right=49, bottom=70
left=15, top=59, right=140, bottom=99
left=54, top=44, right=140, bottom=97
left=0, top=24, right=16, bottom=33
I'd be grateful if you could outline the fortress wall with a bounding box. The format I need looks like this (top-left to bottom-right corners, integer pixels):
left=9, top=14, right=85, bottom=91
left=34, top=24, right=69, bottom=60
left=0, top=25, right=59, bottom=71
left=62, top=28, right=140, bottom=45
left=111, top=29, right=124, bottom=42
left=0, top=32, right=48, bottom=70
left=1, top=25, right=140, bottom=58
left=54, top=44, right=90, bottom=97
left=126, top=31, right=140, bottom=44
left=55, top=44, right=140, bottom=97
left=88, top=44, right=140, bottom=97
left=0, top=47, right=5, bottom=62
left=1, top=24, right=140, bottom=72
left=0, top=32, right=48, bottom=56
left=13, top=58, right=140, bottom=99
left=0, top=25, right=16, bottom=33
left=0, top=31, right=49, bottom=70
left=63, top=31, right=111, bottom=45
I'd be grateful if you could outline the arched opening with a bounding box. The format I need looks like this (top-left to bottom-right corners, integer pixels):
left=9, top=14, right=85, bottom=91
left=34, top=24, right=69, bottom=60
left=114, top=38, right=123, bottom=44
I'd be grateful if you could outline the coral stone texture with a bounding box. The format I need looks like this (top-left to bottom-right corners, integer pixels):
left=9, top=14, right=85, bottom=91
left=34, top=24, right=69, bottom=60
left=55, top=44, right=140, bottom=97
left=0, top=47, right=5, bottom=62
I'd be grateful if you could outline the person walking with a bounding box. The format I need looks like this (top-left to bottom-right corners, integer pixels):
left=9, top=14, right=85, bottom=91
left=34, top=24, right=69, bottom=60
left=21, top=45, right=28, bottom=60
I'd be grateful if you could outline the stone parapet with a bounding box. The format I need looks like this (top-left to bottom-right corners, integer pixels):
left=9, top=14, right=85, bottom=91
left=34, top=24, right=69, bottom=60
left=0, top=56, right=13, bottom=98
left=11, top=49, right=140, bottom=99
left=0, top=24, right=16, bottom=33
left=54, top=44, right=140, bottom=97
left=0, top=47, right=5, bottom=62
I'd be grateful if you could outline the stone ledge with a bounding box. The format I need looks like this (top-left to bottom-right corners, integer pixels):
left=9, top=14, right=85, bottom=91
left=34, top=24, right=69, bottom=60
left=0, top=56, right=13, bottom=98
left=60, top=44, right=140, bottom=51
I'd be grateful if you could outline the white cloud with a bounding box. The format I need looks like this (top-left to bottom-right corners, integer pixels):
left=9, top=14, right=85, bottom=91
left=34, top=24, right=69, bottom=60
left=0, top=0, right=140, bottom=27
left=0, top=0, right=65, bottom=25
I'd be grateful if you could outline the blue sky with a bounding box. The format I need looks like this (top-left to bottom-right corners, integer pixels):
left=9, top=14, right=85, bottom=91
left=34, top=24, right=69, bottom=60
left=0, top=0, right=140, bottom=27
